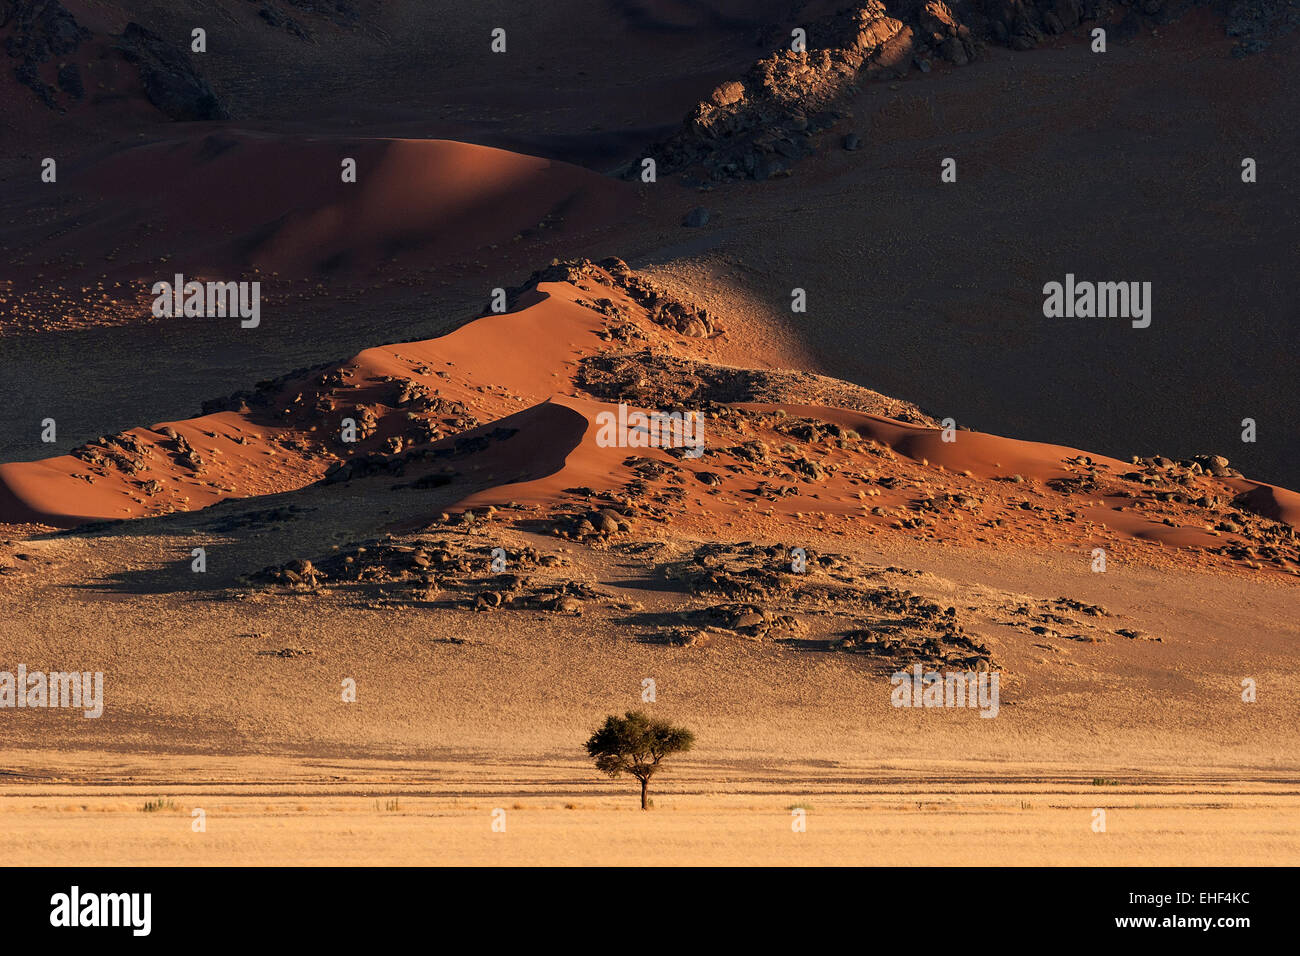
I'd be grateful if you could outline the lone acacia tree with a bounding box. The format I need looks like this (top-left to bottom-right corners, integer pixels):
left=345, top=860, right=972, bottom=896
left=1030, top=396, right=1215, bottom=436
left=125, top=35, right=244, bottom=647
left=585, top=711, right=695, bottom=810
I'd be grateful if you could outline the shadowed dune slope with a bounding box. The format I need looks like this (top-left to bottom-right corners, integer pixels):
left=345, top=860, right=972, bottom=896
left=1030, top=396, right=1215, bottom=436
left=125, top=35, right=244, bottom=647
left=4, top=132, right=636, bottom=286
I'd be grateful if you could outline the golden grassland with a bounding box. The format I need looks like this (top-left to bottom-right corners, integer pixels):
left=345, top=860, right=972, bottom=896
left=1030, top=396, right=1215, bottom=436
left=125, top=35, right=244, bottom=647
left=4, top=764, right=1298, bottom=866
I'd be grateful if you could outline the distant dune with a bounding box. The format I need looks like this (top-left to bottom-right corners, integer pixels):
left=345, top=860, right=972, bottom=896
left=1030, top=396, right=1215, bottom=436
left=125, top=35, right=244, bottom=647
left=4, top=133, right=635, bottom=287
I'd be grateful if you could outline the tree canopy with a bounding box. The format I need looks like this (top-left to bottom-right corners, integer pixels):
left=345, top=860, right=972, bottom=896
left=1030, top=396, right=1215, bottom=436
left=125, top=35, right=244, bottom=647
left=585, top=711, right=695, bottom=809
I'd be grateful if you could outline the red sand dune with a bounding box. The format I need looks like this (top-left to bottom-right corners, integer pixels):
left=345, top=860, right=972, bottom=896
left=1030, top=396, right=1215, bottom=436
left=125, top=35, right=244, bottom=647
left=0, top=279, right=618, bottom=526
left=8, top=132, right=636, bottom=284
left=1228, top=482, right=1300, bottom=528
left=3, top=265, right=1294, bottom=581
left=455, top=394, right=1299, bottom=555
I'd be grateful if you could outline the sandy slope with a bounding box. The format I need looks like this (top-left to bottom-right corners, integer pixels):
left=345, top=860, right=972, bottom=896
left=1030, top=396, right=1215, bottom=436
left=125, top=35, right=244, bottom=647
left=2, top=133, right=636, bottom=302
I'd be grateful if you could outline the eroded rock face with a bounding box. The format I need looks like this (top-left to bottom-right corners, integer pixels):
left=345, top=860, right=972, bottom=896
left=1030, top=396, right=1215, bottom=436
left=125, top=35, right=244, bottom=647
left=917, top=0, right=976, bottom=63
left=115, top=22, right=229, bottom=121
left=2, top=0, right=90, bottom=109
left=978, top=0, right=1107, bottom=49
left=2, top=3, right=230, bottom=119
left=633, top=0, right=1289, bottom=183
left=637, top=2, right=911, bottom=182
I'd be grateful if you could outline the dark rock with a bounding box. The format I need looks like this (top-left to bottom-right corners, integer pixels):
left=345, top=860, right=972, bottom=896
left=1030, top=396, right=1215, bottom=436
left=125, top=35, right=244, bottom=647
left=56, top=60, right=82, bottom=97
left=3, top=0, right=90, bottom=109
left=682, top=206, right=710, bottom=228
left=939, top=36, right=969, bottom=63
left=919, top=0, right=961, bottom=38
left=115, top=22, right=229, bottom=121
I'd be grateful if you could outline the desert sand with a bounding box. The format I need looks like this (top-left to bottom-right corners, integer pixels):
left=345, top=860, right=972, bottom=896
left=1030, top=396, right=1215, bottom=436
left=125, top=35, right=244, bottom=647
left=1, top=0, right=1296, bottom=868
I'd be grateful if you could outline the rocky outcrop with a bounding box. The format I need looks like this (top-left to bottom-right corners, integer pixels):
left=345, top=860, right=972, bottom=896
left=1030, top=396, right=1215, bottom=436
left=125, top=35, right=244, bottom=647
left=633, top=0, right=1290, bottom=183
left=115, top=22, right=229, bottom=121
left=1224, top=0, right=1300, bottom=55
left=917, top=0, right=979, bottom=63
left=2, top=2, right=229, bottom=119
left=244, top=0, right=363, bottom=39
left=632, top=1, right=917, bottom=182
left=1, top=0, right=90, bottom=109
left=974, top=0, right=1104, bottom=50
left=499, top=256, right=723, bottom=337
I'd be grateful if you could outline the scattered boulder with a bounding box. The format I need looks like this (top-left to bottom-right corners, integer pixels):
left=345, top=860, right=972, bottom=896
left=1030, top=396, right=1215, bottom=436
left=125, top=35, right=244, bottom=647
left=682, top=206, right=710, bottom=228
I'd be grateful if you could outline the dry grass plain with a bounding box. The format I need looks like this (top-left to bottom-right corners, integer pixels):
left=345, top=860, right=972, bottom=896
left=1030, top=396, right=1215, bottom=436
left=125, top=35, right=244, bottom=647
left=3, top=528, right=1297, bottom=866
left=4, top=776, right=1297, bottom=866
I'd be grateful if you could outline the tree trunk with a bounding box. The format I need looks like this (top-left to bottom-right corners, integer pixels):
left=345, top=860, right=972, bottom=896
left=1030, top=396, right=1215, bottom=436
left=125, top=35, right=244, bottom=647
left=640, top=777, right=648, bottom=810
